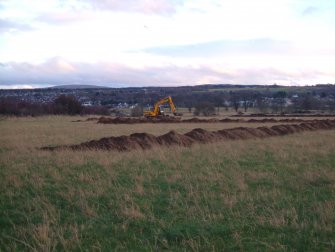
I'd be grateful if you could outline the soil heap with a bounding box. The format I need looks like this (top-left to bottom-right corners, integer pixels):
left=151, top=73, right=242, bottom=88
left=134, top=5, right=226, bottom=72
left=96, top=117, right=312, bottom=124
left=42, top=120, right=335, bottom=152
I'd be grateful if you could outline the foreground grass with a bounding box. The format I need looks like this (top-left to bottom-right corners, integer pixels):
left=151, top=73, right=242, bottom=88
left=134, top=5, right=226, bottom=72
left=0, top=116, right=335, bottom=251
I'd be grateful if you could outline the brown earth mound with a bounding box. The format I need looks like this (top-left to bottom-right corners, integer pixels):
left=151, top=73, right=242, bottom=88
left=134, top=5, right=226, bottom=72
left=42, top=120, right=335, bottom=152
left=232, top=113, right=335, bottom=117
left=157, top=130, right=195, bottom=147
left=97, top=116, right=182, bottom=124
left=96, top=116, right=311, bottom=124
left=72, top=117, right=100, bottom=122
left=86, top=117, right=99, bottom=121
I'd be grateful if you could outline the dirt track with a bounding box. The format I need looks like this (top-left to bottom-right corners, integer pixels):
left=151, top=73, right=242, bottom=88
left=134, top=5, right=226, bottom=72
left=43, top=119, right=335, bottom=152
left=97, top=116, right=315, bottom=124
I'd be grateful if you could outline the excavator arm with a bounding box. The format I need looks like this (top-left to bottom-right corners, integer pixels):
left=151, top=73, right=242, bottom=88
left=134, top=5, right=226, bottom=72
left=167, top=96, right=177, bottom=114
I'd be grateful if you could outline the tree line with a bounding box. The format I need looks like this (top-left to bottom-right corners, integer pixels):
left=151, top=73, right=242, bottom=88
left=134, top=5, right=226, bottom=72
left=1, top=87, right=335, bottom=116
left=0, top=95, right=108, bottom=116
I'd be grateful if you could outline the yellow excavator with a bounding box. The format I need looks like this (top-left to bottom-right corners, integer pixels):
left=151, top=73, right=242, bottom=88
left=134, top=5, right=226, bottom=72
left=144, top=96, right=182, bottom=117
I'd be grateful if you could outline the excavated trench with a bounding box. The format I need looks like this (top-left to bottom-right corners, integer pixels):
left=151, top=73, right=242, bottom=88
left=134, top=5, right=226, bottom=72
left=42, top=120, right=335, bottom=152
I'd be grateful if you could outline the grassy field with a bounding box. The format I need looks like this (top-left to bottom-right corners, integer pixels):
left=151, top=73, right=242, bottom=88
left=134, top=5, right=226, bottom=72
left=1, top=116, right=335, bottom=251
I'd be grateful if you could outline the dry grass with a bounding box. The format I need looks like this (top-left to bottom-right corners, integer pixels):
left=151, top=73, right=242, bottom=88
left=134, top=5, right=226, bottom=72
left=0, top=115, right=317, bottom=149
left=1, top=116, right=335, bottom=251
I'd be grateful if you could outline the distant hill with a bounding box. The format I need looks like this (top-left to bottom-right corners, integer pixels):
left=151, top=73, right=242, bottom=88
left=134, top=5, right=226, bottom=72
left=48, top=84, right=109, bottom=89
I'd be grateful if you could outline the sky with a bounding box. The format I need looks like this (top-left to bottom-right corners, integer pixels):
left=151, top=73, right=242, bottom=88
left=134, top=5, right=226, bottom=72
left=0, top=0, right=335, bottom=89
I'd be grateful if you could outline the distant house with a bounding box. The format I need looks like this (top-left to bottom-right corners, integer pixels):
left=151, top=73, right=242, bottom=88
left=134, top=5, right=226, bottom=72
left=285, top=98, right=293, bottom=106
left=117, top=102, right=129, bottom=109
left=82, top=101, right=93, bottom=107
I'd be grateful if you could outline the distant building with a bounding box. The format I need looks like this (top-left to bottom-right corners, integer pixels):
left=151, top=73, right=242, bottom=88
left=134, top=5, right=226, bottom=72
left=82, top=101, right=93, bottom=107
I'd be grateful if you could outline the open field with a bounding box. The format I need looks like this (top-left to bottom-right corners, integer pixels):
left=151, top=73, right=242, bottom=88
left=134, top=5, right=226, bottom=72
left=1, top=116, right=335, bottom=251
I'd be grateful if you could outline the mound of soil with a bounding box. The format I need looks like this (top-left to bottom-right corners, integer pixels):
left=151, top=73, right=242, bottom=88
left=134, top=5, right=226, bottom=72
left=72, top=117, right=100, bottom=122
left=98, top=116, right=182, bottom=124
left=232, top=113, right=335, bottom=117
left=86, top=117, right=99, bottom=121
left=96, top=116, right=319, bottom=124
left=185, top=128, right=218, bottom=143
left=219, top=118, right=241, bottom=123
left=157, top=130, right=194, bottom=146
left=182, top=118, right=207, bottom=123
left=42, top=119, right=335, bottom=152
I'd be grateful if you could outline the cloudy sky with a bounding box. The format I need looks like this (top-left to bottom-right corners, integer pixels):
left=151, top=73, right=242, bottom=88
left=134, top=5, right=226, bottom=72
left=0, top=0, right=335, bottom=89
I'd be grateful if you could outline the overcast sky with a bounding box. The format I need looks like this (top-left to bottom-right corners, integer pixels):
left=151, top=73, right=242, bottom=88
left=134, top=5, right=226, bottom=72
left=0, top=0, right=335, bottom=89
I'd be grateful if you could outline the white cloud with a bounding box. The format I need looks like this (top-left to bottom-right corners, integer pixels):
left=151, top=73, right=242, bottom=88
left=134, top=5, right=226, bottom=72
left=80, top=0, right=184, bottom=15
left=1, top=57, right=334, bottom=86
left=36, top=11, right=94, bottom=25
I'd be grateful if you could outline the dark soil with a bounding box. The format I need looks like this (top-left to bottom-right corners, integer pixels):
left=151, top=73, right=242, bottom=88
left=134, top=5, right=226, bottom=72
left=96, top=116, right=313, bottom=124
left=231, top=113, right=335, bottom=117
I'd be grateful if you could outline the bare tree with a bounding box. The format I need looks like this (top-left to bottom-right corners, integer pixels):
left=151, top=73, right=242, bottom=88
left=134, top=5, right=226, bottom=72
left=194, top=102, right=216, bottom=116
left=230, top=93, right=240, bottom=112
left=131, top=104, right=144, bottom=117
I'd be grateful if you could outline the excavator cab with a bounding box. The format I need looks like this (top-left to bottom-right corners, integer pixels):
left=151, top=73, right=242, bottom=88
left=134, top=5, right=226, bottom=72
left=158, top=107, right=164, bottom=115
